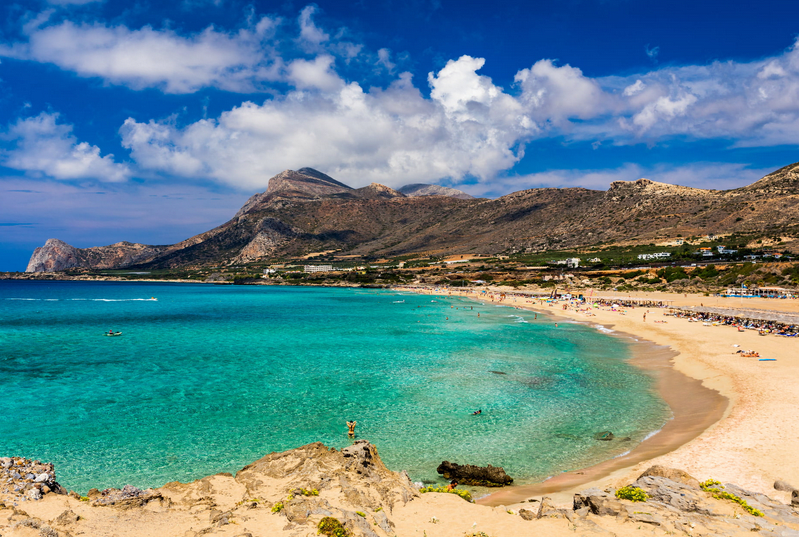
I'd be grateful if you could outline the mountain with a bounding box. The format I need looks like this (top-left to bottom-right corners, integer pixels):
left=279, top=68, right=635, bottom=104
left=26, top=163, right=799, bottom=272
left=398, top=183, right=474, bottom=199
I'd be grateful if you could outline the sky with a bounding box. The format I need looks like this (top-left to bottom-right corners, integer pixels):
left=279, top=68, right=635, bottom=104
left=1, top=0, right=799, bottom=270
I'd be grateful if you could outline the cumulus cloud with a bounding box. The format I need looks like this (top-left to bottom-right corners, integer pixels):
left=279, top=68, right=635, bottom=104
left=120, top=57, right=536, bottom=189
left=514, top=59, right=607, bottom=123
left=1, top=113, right=130, bottom=181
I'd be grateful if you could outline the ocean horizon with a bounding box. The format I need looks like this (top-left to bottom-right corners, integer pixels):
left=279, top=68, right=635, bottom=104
left=0, top=280, right=670, bottom=493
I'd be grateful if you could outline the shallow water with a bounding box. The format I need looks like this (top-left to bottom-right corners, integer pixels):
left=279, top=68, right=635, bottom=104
left=0, top=281, right=670, bottom=492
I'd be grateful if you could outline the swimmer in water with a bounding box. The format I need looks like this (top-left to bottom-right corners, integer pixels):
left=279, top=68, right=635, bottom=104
left=472, top=409, right=482, bottom=415
left=346, top=420, right=357, bottom=438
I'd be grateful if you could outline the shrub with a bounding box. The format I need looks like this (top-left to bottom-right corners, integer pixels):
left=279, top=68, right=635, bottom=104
left=615, top=486, right=649, bottom=502
left=355, top=511, right=366, bottom=517
left=419, top=485, right=473, bottom=502
left=318, top=516, right=350, bottom=537
left=700, top=479, right=763, bottom=517
left=271, top=501, right=284, bottom=513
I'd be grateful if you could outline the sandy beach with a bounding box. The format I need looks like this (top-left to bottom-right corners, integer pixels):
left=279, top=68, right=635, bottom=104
left=422, top=288, right=799, bottom=508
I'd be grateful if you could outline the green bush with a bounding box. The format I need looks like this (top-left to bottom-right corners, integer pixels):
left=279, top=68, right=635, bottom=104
left=420, top=485, right=473, bottom=502
left=271, top=501, right=284, bottom=513
left=318, top=516, right=350, bottom=537
left=615, top=486, right=648, bottom=502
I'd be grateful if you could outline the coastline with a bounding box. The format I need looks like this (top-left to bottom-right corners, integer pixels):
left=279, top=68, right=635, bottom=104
left=413, top=286, right=799, bottom=508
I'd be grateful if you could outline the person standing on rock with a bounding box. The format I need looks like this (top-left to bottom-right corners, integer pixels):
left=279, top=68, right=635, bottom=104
left=346, top=421, right=357, bottom=438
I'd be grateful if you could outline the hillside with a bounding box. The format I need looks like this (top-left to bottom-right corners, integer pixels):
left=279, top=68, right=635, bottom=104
left=26, top=163, right=799, bottom=272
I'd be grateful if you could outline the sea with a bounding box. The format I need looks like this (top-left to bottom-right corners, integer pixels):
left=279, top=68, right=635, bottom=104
left=0, top=280, right=671, bottom=493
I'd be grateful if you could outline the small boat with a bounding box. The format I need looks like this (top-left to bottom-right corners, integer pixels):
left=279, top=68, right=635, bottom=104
left=104, top=331, right=123, bottom=337
left=393, top=300, right=405, bottom=304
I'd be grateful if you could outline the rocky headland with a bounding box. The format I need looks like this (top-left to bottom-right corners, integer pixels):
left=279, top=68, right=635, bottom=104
left=4, top=441, right=799, bottom=537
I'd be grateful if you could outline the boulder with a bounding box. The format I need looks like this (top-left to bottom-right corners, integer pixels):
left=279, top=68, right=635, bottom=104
left=792, top=489, right=799, bottom=508
left=436, top=461, right=513, bottom=486
left=573, top=489, right=624, bottom=516
left=639, top=465, right=701, bottom=489
left=775, top=480, right=796, bottom=492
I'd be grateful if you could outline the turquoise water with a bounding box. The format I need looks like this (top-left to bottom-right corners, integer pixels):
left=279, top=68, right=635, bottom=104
left=0, top=281, right=670, bottom=493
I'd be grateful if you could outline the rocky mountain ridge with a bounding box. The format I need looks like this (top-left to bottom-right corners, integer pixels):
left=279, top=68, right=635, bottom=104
left=26, top=163, right=799, bottom=272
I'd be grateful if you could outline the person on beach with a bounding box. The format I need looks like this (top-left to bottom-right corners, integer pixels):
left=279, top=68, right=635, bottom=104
left=643, top=312, right=646, bottom=322
left=346, top=421, right=357, bottom=438
left=446, top=480, right=458, bottom=491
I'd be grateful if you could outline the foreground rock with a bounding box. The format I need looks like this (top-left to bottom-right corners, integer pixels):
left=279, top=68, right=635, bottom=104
left=567, top=466, right=799, bottom=536
left=4, top=448, right=799, bottom=537
left=436, top=460, right=513, bottom=486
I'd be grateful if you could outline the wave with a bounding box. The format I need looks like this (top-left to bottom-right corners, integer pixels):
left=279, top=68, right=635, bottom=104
left=593, top=324, right=615, bottom=334
left=5, top=298, right=157, bottom=302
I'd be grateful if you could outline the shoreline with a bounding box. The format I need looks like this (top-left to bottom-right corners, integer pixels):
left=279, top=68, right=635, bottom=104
left=402, top=288, right=729, bottom=505
left=401, top=286, right=799, bottom=508
left=481, top=321, right=728, bottom=506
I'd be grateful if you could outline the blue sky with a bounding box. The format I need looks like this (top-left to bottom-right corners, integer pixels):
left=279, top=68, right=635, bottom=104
left=1, top=0, right=799, bottom=270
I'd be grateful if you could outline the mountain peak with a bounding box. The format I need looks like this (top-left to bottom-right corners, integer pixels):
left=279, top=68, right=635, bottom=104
left=354, top=183, right=406, bottom=199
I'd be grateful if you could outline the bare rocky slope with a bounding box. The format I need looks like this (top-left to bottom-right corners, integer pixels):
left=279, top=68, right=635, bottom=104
left=26, top=163, right=799, bottom=272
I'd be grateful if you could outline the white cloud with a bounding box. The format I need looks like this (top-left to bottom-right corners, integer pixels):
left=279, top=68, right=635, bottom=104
left=623, top=79, right=645, bottom=96
left=298, top=5, right=329, bottom=46
left=645, top=44, right=659, bottom=60
left=0, top=17, right=283, bottom=93
left=377, top=48, right=395, bottom=72
left=120, top=58, right=536, bottom=190
left=286, top=55, right=342, bottom=91
left=1, top=113, right=130, bottom=181
left=514, top=59, right=607, bottom=123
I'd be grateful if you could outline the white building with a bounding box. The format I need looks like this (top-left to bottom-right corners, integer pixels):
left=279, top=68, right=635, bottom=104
left=637, top=252, right=671, bottom=261
left=304, top=265, right=334, bottom=273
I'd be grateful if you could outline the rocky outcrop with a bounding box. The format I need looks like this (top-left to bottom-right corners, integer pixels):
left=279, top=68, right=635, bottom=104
left=5, top=451, right=799, bottom=537
left=25, top=239, right=166, bottom=273
left=436, top=460, right=513, bottom=486
left=0, top=457, right=67, bottom=502
left=26, top=239, right=82, bottom=272
left=565, top=466, right=799, bottom=536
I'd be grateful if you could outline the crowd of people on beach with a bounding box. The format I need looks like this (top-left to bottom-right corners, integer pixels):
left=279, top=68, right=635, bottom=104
left=668, top=310, right=799, bottom=336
